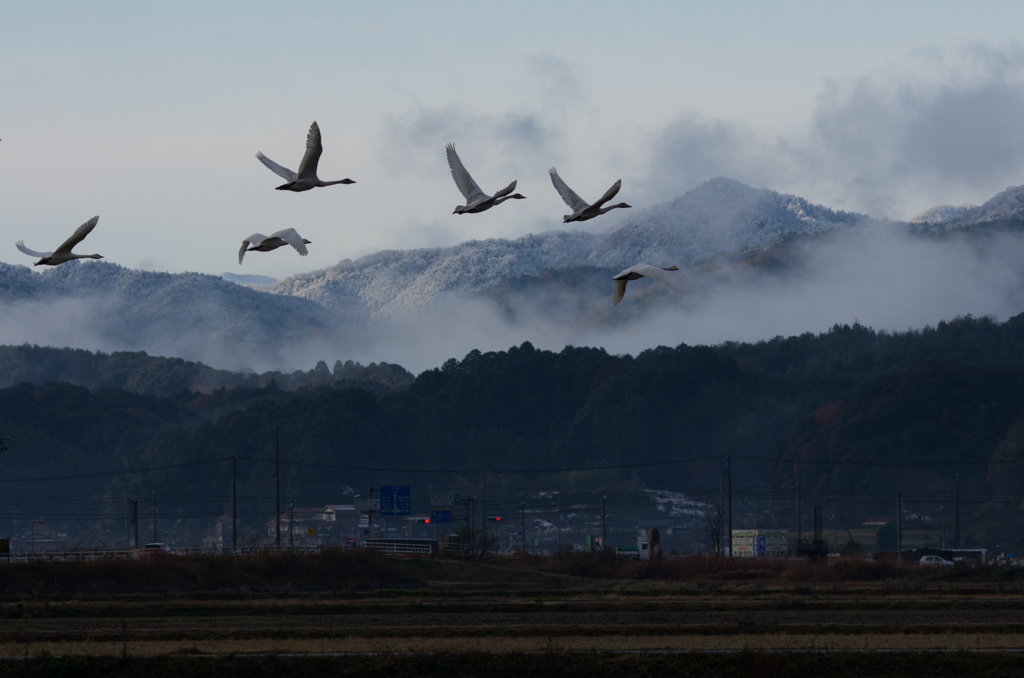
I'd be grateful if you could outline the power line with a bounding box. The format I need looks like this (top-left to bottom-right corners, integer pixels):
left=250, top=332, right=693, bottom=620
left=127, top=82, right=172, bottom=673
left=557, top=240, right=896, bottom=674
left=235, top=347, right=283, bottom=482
left=0, top=457, right=232, bottom=484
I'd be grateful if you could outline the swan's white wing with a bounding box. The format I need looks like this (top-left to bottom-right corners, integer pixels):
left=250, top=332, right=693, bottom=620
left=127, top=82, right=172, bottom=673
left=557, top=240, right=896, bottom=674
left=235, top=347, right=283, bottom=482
left=239, top=233, right=268, bottom=265
left=270, top=228, right=308, bottom=256
left=612, top=278, right=628, bottom=307
left=446, top=143, right=485, bottom=202
left=15, top=241, right=51, bottom=258
left=53, top=216, right=98, bottom=255
left=296, top=121, right=322, bottom=180
left=491, top=180, right=517, bottom=200
left=591, top=179, right=622, bottom=209
left=631, top=264, right=685, bottom=293
left=548, top=168, right=588, bottom=212
left=256, top=152, right=298, bottom=181
left=613, top=263, right=644, bottom=280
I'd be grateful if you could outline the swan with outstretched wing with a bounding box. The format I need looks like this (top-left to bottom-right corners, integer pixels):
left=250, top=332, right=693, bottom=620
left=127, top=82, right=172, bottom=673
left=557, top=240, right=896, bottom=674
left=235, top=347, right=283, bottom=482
left=256, top=121, right=355, bottom=192
left=612, top=264, right=683, bottom=307
left=549, top=168, right=631, bottom=223
left=446, top=143, right=525, bottom=214
left=239, top=228, right=311, bottom=264
left=16, top=216, right=103, bottom=266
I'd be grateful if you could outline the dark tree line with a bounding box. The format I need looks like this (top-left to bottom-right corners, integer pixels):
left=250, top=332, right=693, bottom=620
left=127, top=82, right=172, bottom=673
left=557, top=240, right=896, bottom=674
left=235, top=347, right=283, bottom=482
left=4, top=313, right=1024, bottom=547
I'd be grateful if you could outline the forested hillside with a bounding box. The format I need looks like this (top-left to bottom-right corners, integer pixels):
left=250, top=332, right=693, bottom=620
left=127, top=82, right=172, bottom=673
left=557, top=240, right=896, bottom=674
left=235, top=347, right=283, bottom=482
left=0, top=345, right=414, bottom=395
left=3, top=314, right=1024, bottom=549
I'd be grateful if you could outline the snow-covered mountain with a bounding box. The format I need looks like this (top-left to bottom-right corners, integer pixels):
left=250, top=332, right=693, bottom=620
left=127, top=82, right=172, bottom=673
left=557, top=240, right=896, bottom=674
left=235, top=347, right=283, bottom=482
left=269, top=178, right=871, bottom=318
left=589, top=177, right=867, bottom=266
left=0, top=261, right=337, bottom=359
left=269, top=231, right=602, bottom=319
left=912, top=184, right=1024, bottom=227
left=7, top=176, right=1018, bottom=371
left=220, top=272, right=278, bottom=287
left=909, top=204, right=976, bottom=224
left=950, top=184, right=1024, bottom=226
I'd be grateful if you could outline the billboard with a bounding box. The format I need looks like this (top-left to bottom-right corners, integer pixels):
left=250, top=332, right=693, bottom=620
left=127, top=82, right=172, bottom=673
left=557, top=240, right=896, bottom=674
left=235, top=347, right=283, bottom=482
left=732, top=530, right=788, bottom=557
left=379, top=486, right=411, bottom=516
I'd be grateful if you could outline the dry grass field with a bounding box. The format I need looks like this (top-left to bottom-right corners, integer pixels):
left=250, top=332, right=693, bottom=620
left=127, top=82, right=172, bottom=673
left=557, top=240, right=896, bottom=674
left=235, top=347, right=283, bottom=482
left=3, top=551, right=1024, bottom=676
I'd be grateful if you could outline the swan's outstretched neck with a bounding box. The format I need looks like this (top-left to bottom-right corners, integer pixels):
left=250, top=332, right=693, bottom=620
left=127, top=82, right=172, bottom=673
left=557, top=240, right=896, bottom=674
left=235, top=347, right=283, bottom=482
left=321, top=179, right=356, bottom=186
left=494, top=193, right=526, bottom=205
left=600, top=202, right=631, bottom=215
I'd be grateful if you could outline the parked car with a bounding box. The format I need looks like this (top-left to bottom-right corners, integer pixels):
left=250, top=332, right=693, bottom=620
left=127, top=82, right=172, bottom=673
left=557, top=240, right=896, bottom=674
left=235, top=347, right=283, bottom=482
left=919, top=555, right=953, bottom=567
left=139, top=543, right=174, bottom=556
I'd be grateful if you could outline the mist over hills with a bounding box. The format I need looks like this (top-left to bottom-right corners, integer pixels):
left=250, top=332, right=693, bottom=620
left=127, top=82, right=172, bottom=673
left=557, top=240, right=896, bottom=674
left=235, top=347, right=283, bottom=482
left=269, top=178, right=873, bottom=317
left=3, top=176, right=1024, bottom=372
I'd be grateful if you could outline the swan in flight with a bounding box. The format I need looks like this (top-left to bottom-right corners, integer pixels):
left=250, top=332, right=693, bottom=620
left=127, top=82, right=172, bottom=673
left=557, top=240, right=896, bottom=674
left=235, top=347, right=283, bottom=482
left=256, top=121, right=355, bottom=192
left=446, top=143, right=525, bottom=214
left=549, top=168, right=631, bottom=223
left=239, top=229, right=311, bottom=264
left=16, top=216, right=103, bottom=266
left=612, top=264, right=683, bottom=307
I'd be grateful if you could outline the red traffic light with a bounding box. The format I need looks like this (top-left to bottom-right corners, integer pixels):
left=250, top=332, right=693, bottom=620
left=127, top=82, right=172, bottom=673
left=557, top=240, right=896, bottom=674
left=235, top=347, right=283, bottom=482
left=488, top=516, right=501, bottom=521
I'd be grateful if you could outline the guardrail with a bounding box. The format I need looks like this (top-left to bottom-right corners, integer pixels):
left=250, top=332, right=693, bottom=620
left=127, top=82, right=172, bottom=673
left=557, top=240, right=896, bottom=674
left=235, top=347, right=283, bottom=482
left=361, top=540, right=434, bottom=555
left=2, top=550, right=139, bottom=563
left=1, top=541, right=440, bottom=562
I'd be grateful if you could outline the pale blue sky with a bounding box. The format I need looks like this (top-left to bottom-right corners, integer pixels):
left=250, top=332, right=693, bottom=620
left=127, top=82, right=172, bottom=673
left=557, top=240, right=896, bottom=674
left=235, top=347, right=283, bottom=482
left=3, top=2, right=1024, bottom=277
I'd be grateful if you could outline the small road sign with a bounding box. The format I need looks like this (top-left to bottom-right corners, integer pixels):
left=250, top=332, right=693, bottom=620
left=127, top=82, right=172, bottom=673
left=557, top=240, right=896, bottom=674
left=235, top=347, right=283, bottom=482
left=431, top=510, right=452, bottom=524
left=306, top=527, right=316, bottom=536
left=430, top=493, right=455, bottom=506
left=355, top=498, right=380, bottom=512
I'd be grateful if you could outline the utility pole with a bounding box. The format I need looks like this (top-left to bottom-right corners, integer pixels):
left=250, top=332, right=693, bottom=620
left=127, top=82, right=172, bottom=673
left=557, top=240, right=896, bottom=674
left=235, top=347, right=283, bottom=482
left=897, top=491, right=903, bottom=565
left=133, top=500, right=138, bottom=549
left=232, top=456, right=237, bottom=550
left=482, top=483, right=486, bottom=549
left=289, top=500, right=294, bottom=546
left=275, top=427, right=281, bottom=547
left=152, top=491, right=157, bottom=543
left=718, top=481, right=724, bottom=556
left=125, top=488, right=130, bottom=551
left=954, top=473, right=961, bottom=550
left=521, top=497, right=526, bottom=553
left=727, top=455, right=732, bottom=557
left=602, top=495, right=607, bottom=549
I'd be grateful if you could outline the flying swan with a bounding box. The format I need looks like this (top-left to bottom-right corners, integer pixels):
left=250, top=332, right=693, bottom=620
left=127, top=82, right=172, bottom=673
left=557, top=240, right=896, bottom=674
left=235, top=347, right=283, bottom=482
left=239, top=229, right=311, bottom=264
left=446, top=143, right=525, bottom=214
left=548, top=168, right=631, bottom=222
left=612, top=264, right=683, bottom=307
left=16, top=216, right=103, bottom=266
left=256, top=121, right=355, bottom=192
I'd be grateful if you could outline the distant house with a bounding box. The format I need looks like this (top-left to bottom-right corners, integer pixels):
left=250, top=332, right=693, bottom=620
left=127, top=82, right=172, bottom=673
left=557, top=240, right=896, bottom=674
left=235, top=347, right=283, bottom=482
left=11, top=517, right=66, bottom=552
left=203, top=514, right=231, bottom=548
left=264, top=504, right=361, bottom=544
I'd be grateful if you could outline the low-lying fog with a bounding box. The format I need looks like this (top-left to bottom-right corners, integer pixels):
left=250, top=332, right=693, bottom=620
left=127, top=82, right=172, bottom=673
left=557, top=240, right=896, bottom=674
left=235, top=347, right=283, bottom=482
left=3, top=223, right=1023, bottom=375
